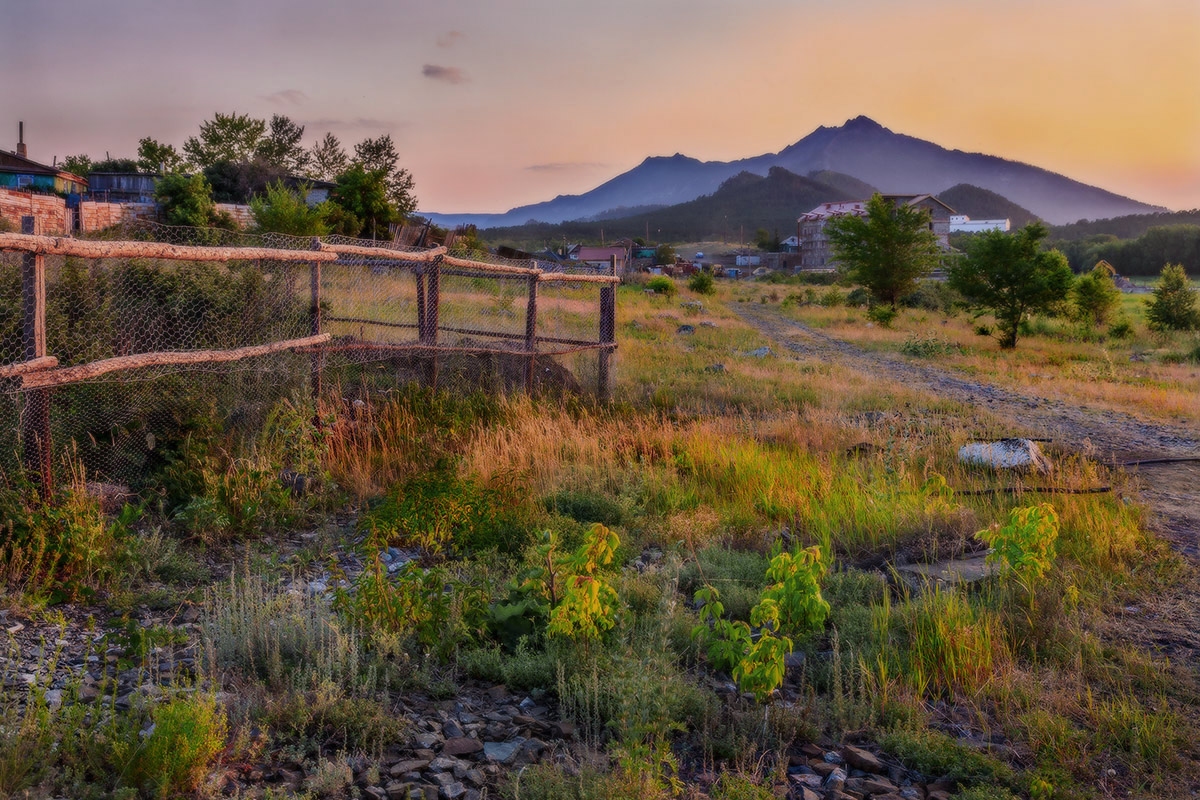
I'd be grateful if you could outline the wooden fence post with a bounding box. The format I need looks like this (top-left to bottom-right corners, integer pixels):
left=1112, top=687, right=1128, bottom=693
left=309, top=238, right=323, bottom=406
left=597, top=255, right=616, bottom=401
left=20, top=216, right=51, bottom=498
left=525, top=274, right=538, bottom=393
left=426, top=255, right=442, bottom=391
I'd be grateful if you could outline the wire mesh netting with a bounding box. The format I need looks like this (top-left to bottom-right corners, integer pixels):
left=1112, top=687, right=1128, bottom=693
left=0, top=221, right=615, bottom=490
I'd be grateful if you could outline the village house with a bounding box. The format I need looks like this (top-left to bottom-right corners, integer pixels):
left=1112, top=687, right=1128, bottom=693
left=797, top=194, right=956, bottom=269
left=570, top=243, right=630, bottom=275
left=0, top=124, right=88, bottom=196
left=949, top=214, right=1010, bottom=233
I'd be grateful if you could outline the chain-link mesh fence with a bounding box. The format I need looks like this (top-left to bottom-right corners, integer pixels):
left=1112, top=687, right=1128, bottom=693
left=0, top=221, right=616, bottom=492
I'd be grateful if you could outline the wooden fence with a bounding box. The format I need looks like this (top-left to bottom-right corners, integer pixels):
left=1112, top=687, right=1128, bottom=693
left=0, top=217, right=618, bottom=498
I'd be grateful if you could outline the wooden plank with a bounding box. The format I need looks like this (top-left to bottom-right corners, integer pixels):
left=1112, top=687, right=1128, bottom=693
left=537, top=272, right=620, bottom=284
left=525, top=274, right=538, bottom=392
left=19, top=216, right=52, bottom=497
left=0, top=232, right=340, bottom=263
left=442, top=254, right=540, bottom=276
left=0, top=356, right=58, bottom=378
left=21, top=334, right=332, bottom=389
left=318, top=242, right=447, bottom=262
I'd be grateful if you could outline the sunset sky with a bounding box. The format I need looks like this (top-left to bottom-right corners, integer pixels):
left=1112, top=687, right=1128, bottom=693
left=3, top=0, right=1197, bottom=214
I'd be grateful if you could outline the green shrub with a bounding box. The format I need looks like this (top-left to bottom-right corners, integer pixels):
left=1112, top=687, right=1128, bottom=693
left=1108, top=317, right=1135, bottom=338
left=710, top=773, right=775, bottom=800
left=866, top=305, right=898, bottom=327
left=881, top=727, right=1014, bottom=786
left=645, top=276, right=677, bottom=297
left=818, top=287, right=844, bottom=307
left=155, top=172, right=216, bottom=227
left=131, top=694, right=228, bottom=798
left=1071, top=266, right=1121, bottom=327
left=545, top=487, right=627, bottom=527
left=362, top=462, right=527, bottom=555
left=250, top=179, right=330, bottom=236
left=1146, top=263, right=1199, bottom=331
left=687, top=271, right=715, bottom=295
left=899, top=335, right=960, bottom=358
left=845, top=287, right=871, bottom=307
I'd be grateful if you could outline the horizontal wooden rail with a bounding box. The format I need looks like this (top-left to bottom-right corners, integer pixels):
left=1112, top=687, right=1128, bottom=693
left=296, top=340, right=616, bottom=358
left=538, top=272, right=620, bottom=284
left=319, top=242, right=446, bottom=262
left=324, top=316, right=603, bottom=348
left=0, top=233, right=338, bottom=263
left=442, top=255, right=540, bottom=276
left=0, top=356, right=58, bottom=379
left=20, top=334, right=331, bottom=389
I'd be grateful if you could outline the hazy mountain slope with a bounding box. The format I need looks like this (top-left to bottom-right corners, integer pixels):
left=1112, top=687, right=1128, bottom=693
left=481, top=167, right=861, bottom=247
left=423, top=116, right=1165, bottom=228
left=936, top=184, right=1040, bottom=228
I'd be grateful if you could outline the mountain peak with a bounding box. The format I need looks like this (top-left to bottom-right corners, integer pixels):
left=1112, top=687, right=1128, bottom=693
left=842, top=115, right=884, bottom=132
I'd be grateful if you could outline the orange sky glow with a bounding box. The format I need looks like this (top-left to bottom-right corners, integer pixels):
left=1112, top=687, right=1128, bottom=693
left=3, top=0, right=1197, bottom=214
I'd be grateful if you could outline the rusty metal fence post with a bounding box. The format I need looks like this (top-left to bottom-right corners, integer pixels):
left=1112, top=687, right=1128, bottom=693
left=19, top=216, right=51, bottom=498
left=597, top=255, right=616, bottom=401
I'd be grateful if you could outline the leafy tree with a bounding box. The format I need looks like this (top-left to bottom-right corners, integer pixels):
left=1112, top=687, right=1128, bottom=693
left=687, top=271, right=715, bottom=295
left=250, top=180, right=329, bottom=236
left=60, top=154, right=92, bottom=177
left=754, top=227, right=772, bottom=251
left=353, top=134, right=416, bottom=216
left=256, top=114, right=309, bottom=173
left=826, top=193, right=943, bottom=309
left=155, top=173, right=215, bottom=227
left=330, top=165, right=397, bottom=238
left=136, top=137, right=184, bottom=174
left=654, top=243, right=676, bottom=265
left=948, top=223, right=1075, bottom=348
left=1145, top=263, right=1200, bottom=331
left=308, top=132, right=349, bottom=181
left=91, top=157, right=139, bottom=173
left=202, top=159, right=287, bottom=204
left=183, top=112, right=266, bottom=168
left=1071, top=265, right=1121, bottom=327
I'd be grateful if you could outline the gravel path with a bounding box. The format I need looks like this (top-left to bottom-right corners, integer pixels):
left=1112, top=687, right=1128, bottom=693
left=733, top=303, right=1200, bottom=558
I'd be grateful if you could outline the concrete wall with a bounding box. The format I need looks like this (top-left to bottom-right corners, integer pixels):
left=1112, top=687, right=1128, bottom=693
left=0, top=188, right=69, bottom=234
left=215, top=203, right=254, bottom=228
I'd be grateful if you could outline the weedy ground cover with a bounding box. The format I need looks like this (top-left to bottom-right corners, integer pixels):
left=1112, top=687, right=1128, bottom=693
left=0, top=275, right=1194, bottom=799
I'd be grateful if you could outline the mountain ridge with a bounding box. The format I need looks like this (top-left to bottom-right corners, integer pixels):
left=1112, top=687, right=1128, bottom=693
left=422, top=117, right=1165, bottom=228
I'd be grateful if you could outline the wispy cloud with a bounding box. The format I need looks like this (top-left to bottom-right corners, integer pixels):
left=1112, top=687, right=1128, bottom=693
left=525, top=161, right=609, bottom=172
left=261, top=89, right=308, bottom=105
left=422, top=64, right=468, bottom=84
left=436, top=30, right=463, bottom=48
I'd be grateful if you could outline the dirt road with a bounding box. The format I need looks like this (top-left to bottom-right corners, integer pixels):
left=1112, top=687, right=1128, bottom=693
left=734, top=304, right=1200, bottom=559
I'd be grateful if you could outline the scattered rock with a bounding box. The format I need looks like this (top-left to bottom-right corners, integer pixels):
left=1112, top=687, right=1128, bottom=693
left=744, top=346, right=771, bottom=358
left=705, top=363, right=725, bottom=373
left=957, top=438, right=1052, bottom=474
left=389, top=759, right=431, bottom=777
left=676, top=324, right=695, bottom=335
left=483, top=739, right=525, bottom=765
left=895, top=553, right=995, bottom=587
left=700, top=320, right=718, bottom=328
left=441, top=738, right=483, bottom=757
left=842, top=745, right=885, bottom=775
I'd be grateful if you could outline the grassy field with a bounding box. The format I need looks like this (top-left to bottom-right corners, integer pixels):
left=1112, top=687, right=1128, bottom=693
left=731, top=280, right=1200, bottom=427
left=0, top=273, right=1196, bottom=799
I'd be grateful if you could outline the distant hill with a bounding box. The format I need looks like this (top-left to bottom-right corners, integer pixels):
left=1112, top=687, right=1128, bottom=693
left=806, top=170, right=877, bottom=200
left=1049, top=209, right=1200, bottom=241
left=936, top=184, right=1040, bottom=228
left=423, top=116, right=1165, bottom=228
left=481, top=167, right=868, bottom=248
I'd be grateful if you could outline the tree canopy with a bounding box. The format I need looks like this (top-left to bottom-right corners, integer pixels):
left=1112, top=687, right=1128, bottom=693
left=1145, top=263, right=1199, bottom=331
left=825, top=193, right=943, bottom=309
left=183, top=112, right=267, bottom=167
left=136, top=137, right=184, bottom=174
left=948, top=223, right=1075, bottom=348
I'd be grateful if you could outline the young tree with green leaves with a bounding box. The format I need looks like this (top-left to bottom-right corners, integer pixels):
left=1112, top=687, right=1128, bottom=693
left=1145, top=263, right=1199, bottom=331
left=249, top=180, right=329, bottom=236
left=155, top=173, right=215, bottom=228
left=256, top=115, right=309, bottom=173
left=825, top=193, right=943, bottom=309
left=1072, top=264, right=1121, bottom=327
left=308, top=132, right=349, bottom=181
left=136, top=137, right=185, bottom=174
left=654, top=243, right=676, bottom=266
left=330, top=165, right=397, bottom=238
left=353, top=135, right=417, bottom=217
left=183, top=112, right=267, bottom=167
left=948, top=223, right=1075, bottom=348
left=60, top=154, right=92, bottom=177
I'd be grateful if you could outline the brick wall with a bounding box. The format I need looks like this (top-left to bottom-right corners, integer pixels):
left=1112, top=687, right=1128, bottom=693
left=0, top=188, right=69, bottom=234
left=215, top=203, right=254, bottom=228
left=79, top=201, right=158, bottom=232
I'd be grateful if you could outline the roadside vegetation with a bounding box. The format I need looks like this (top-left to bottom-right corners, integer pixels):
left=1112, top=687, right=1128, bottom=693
left=1, top=257, right=1197, bottom=800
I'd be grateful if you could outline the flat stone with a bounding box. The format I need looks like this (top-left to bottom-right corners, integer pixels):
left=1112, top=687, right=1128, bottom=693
left=413, top=733, right=441, bottom=750
left=390, top=760, right=430, bottom=777
left=862, top=776, right=898, bottom=794
left=843, top=745, right=885, bottom=775
left=483, top=739, right=525, bottom=764
left=744, top=346, right=771, bottom=358
left=440, top=783, right=466, bottom=799
left=677, top=324, right=695, bottom=334
left=896, top=553, right=994, bottom=587
left=441, top=738, right=483, bottom=757
left=443, top=719, right=465, bottom=738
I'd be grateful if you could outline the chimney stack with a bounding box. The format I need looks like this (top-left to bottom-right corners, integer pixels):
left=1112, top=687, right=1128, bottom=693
left=17, top=122, right=27, bottom=158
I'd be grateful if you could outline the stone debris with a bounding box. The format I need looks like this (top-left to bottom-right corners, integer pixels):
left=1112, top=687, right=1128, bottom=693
left=957, top=438, right=1053, bottom=474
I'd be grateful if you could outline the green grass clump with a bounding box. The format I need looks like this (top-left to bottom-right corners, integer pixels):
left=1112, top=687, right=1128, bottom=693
left=129, top=694, right=228, bottom=799
left=881, top=726, right=1015, bottom=787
